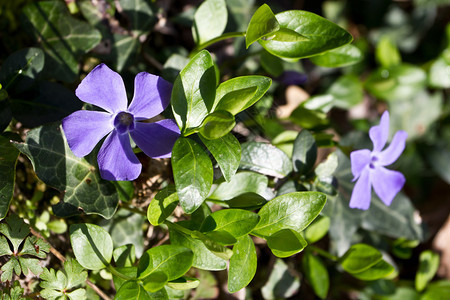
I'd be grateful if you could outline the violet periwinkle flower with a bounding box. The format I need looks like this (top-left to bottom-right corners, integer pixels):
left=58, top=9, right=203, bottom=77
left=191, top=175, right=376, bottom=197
left=350, top=111, right=408, bottom=210
left=62, top=64, right=180, bottom=181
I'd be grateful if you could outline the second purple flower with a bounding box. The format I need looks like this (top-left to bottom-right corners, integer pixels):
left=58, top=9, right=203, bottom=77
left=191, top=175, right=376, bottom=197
left=62, top=64, right=180, bottom=181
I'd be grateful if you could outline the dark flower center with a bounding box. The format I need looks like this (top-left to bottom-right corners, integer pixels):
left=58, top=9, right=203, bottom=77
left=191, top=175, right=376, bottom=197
left=114, top=112, right=135, bottom=134
left=369, top=156, right=378, bottom=169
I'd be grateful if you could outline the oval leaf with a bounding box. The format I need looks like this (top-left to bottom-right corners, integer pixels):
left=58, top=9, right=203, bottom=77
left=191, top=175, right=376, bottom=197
left=310, top=44, right=362, bottom=68
left=200, top=209, right=260, bottom=238
left=228, top=235, right=257, bottom=293
left=172, top=138, right=213, bottom=214
left=259, top=10, right=352, bottom=59
left=267, top=229, right=307, bottom=258
left=69, top=224, right=113, bottom=270
left=339, top=243, right=383, bottom=273
left=198, top=110, right=236, bottom=140
left=416, top=250, right=440, bottom=292
left=245, top=4, right=280, bottom=48
left=351, top=259, right=395, bottom=281
left=302, top=252, right=329, bottom=299
left=147, top=186, right=179, bottom=226
left=193, top=0, right=228, bottom=45
left=252, top=192, right=327, bottom=238
left=292, top=129, right=317, bottom=175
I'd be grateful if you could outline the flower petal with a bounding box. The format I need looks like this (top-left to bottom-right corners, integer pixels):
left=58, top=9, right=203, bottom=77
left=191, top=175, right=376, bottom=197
left=369, top=110, right=390, bottom=152
left=62, top=110, right=113, bottom=157
left=127, top=72, right=172, bottom=120
left=378, top=130, right=408, bottom=166
left=349, top=168, right=372, bottom=210
left=75, top=64, right=128, bottom=114
left=350, top=149, right=371, bottom=180
left=130, top=119, right=180, bottom=158
left=372, top=167, right=405, bottom=206
left=97, top=130, right=141, bottom=181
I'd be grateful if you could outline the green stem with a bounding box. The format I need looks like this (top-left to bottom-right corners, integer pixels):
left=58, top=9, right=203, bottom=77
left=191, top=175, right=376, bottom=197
left=191, top=31, right=246, bottom=56
left=309, top=245, right=338, bottom=261
left=107, top=264, right=134, bottom=280
left=165, top=220, right=192, bottom=235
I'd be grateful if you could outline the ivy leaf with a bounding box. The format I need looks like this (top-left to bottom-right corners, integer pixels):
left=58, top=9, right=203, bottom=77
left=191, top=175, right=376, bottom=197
left=172, top=138, right=213, bottom=214
left=13, top=123, right=120, bottom=218
left=245, top=4, right=280, bottom=48
left=200, top=133, right=241, bottom=182
left=240, top=142, right=293, bottom=178
left=0, top=136, right=20, bottom=220
left=120, top=0, right=157, bottom=36
left=147, top=186, right=179, bottom=226
left=22, top=1, right=102, bottom=82
left=228, top=235, right=257, bottom=293
left=252, top=192, right=326, bottom=238
left=192, top=0, right=228, bottom=44
left=171, top=50, right=216, bottom=133
left=69, top=223, right=113, bottom=271
left=258, top=10, right=352, bottom=59
left=309, top=44, right=362, bottom=68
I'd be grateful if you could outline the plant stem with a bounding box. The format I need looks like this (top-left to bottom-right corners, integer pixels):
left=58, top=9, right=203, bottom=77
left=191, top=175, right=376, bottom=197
left=309, top=245, right=338, bottom=261
left=191, top=31, right=246, bottom=56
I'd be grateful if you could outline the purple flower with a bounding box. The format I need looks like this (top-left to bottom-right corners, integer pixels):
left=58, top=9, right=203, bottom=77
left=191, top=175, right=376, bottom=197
left=350, top=111, right=407, bottom=210
left=62, top=64, right=180, bottom=181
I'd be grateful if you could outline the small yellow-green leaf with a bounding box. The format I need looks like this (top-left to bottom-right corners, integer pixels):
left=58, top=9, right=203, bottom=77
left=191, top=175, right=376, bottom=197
left=245, top=4, right=280, bottom=48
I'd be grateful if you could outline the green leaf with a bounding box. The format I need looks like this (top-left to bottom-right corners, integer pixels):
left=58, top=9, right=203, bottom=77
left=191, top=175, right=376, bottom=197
left=112, top=267, right=138, bottom=292
left=267, top=229, right=307, bottom=258
left=0, top=214, right=29, bottom=253
left=147, top=186, right=179, bottom=226
left=304, top=216, right=331, bottom=243
left=261, top=259, right=300, bottom=299
left=198, top=110, right=236, bottom=140
left=208, top=171, right=268, bottom=201
left=69, top=223, right=113, bottom=270
left=115, top=281, right=161, bottom=300
left=0, top=47, right=44, bottom=92
left=137, top=245, right=193, bottom=281
left=200, top=133, right=241, bottom=182
left=292, top=130, right=317, bottom=175
left=339, top=244, right=383, bottom=273
left=260, top=50, right=284, bottom=77
left=252, top=192, right=327, bottom=238
left=302, top=252, right=329, bottom=299
left=315, top=153, right=338, bottom=178
left=1, top=258, right=20, bottom=282
left=190, top=230, right=234, bottom=260
left=20, top=236, right=50, bottom=259
left=245, top=4, right=280, bottom=48
left=240, top=142, right=293, bottom=178
left=416, top=250, right=440, bottom=292
left=428, top=56, right=450, bottom=89
left=228, top=235, right=257, bottom=293
left=142, top=272, right=168, bottom=292
left=13, top=123, right=120, bottom=218
left=365, top=64, right=427, bottom=101
left=169, top=226, right=227, bottom=271
left=351, top=259, right=395, bottom=281
left=113, top=244, right=136, bottom=268
left=258, top=10, right=352, bottom=59
left=172, top=138, right=213, bottom=214
left=0, top=136, right=19, bottom=219
left=0, top=235, right=12, bottom=256
left=290, top=106, right=329, bottom=129
left=171, top=50, right=216, bottom=133
left=421, top=281, right=450, bottom=300
left=326, top=74, right=364, bottom=109
left=269, top=28, right=309, bottom=42
left=22, top=1, right=101, bottom=82
left=213, top=76, right=271, bottom=115
left=310, top=44, right=362, bottom=68
left=376, top=36, right=401, bottom=68
left=166, top=277, right=200, bottom=290
left=0, top=97, right=12, bottom=133
left=120, top=0, right=157, bottom=36
left=192, top=0, right=228, bottom=44
left=200, top=209, right=260, bottom=238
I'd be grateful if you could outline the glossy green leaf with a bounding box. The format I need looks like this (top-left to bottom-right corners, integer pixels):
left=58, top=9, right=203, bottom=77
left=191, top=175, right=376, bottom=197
left=261, top=259, right=300, bottom=299
left=191, top=230, right=234, bottom=260
left=142, top=272, right=168, bottom=292
left=116, top=281, right=165, bottom=300
left=290, top=106, right=329, bottom=129
left=113, top=267, right=138, bottom=292
left=259, top=10, right=352, bottom=59
left=326, top=74, right=364, bottom=109
left=169, top=226, right=227, bottom=271
left=220, top=193, right=268, bottom=209
left=171, top=50, right=216, bottom=133
left=351, top=259, right=395, bottom=281
left=200, top=133, right=241, bottom=182
left=192, top=0, right=228, bottom=44
left=304, top=216, right=331, bottom=243
left=0, top=47, right=44, bottom=92
left=245, top=4, right=280, bottom=48
left=113, top=244, right=136, bottom=268
left=208, top=171, right=268, bottom=200
left=137, top=245, right=193, bottom=281
left=22, top=1, right=101, bottom=82
left=310, top=44, right=362, bottom=68
left=167, top=277, right=200, bottom=290
left=204, top=230, right=237, bottom=245
left=200, top=209, right=260, bottom=238
left=198, top=110, right=236, bottom=140
left=302, top=252, right=329, bottom=299
left=240, top=142, right=293, bottom=178
left=228, top=235, right=257, bottom=293
left=172, top=138, right=213, bottom=214
left=147, top=186, right=179, bottom=226
left=0, top=136, right=19, bottom=220
left=340, top=244, right=383, bottom=273
left=267, top=229, right=307, bottom=257
left=421, top=281, right=450, bottom=300
left=214, top=76, right=271, bottom=115
left=252, top=192, right=327, bottom=238
left=69, top=223, right=113, bottom=271
left=365, top=64, right=427, bottom=101
left=120, top=0, right=157, bottom=36
left=416, top=250, right=440, bottom=292
left=292, top=130, right=317, bottom=175
left=13, top=123, right=120, bottom=218
left=376, top=36, right=401, bottom=68
left=270, top=28, right=308, bottom=42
